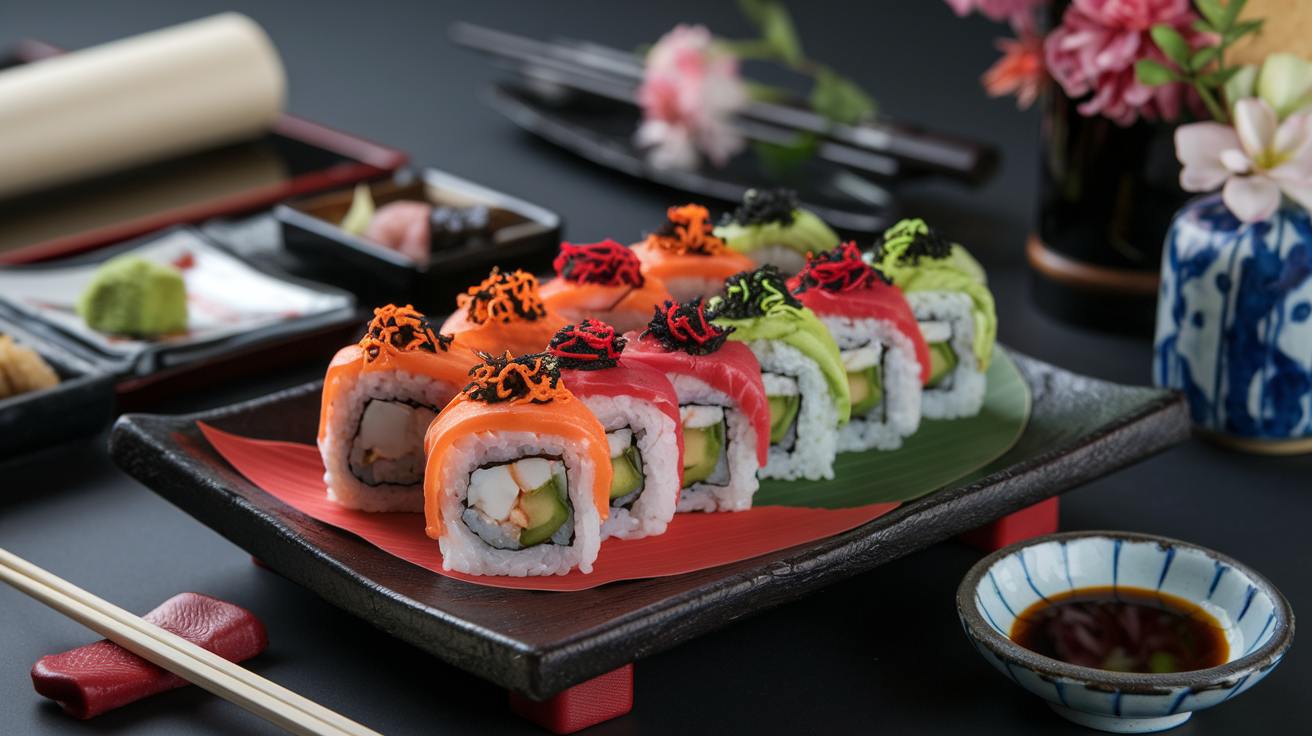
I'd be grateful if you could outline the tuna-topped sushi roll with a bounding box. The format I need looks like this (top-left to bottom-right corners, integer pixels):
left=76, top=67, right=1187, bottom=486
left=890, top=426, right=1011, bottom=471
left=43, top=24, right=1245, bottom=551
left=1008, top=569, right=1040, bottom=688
left=713, top=188, right=840, bottom=276
left=539, top=240, right=674, bottom=334
left=423, top=351, right=612, bottom=576
left=788, top=243, right=931, bottom=451
left=441, top=268, right=570, bottom=357
left=549, top=319, right=684, bottom=540
left=624, top=300, right=770, bottom=512
left=711, top=267, right=851, bottom=480
left=319, top=305, right=479, bottom=512
left=630, top=204, right=755, bottom=303
left=870, top=219, right=996, bottom=419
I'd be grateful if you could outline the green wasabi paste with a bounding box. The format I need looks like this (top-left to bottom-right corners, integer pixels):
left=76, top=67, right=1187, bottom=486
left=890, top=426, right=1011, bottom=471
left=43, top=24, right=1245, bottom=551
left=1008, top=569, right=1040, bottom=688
left=871, top=219, right=996, bottom=371
left=76, top=255, right=188, bottom=337
left=710, top=266, right=851, bottom=425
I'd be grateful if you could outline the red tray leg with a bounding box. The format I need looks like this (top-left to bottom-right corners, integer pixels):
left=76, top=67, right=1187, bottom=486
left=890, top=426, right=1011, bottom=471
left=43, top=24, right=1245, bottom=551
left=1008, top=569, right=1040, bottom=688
left=508, top=664, right=634, bottom=734
left=959, top=497, right=1059, bottom=552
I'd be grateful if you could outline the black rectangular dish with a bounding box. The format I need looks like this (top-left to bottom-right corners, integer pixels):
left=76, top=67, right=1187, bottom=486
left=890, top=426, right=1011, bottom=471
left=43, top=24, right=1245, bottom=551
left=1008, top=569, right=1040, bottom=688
left=276, top=168, right=562, bottom=313
left=108, top=350, right=1190, bottom=701
left=0, top=315, right=115, bottom=460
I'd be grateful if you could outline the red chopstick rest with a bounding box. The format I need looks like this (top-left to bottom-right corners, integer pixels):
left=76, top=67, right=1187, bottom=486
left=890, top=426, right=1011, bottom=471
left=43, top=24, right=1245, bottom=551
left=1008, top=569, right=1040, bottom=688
left=30, top=592, right=269, bottom=719
left=509, top=664, right=634, bottom=734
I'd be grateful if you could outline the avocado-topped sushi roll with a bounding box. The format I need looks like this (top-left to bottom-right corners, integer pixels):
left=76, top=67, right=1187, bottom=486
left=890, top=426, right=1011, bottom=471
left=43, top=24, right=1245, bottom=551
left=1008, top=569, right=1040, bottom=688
left=788, top=243, right=931, bottom=451
left=549, top=319, right=684, bottom=540
left=423, top=351, right=612, bottom=576
left=441, top=268, right=570, bottom=357
left=870, top=219, right=996, bottom=419
left=631, top=204, right=755, bottom=303
left=319, top=305, right=480, bottom=512
left=624, top=300, right=770, bottom=513
left=713, top=188, right=840, bottom=276
left=710, top=267, right=850, bottom=480
left=540, top=240, right=675, bottom=334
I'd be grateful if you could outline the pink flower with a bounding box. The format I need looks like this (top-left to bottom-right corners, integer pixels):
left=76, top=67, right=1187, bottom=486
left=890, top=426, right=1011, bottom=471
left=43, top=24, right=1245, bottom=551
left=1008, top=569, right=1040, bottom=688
left=1044, top=0, right=1205, bottom=125
left=982, top=30, right=1047, bottom=110
left=945, top=0, right=1047, bottom=25
left=635, top=24, right=748, bottom=171
left=1176, top=98, right=1312, bottom=222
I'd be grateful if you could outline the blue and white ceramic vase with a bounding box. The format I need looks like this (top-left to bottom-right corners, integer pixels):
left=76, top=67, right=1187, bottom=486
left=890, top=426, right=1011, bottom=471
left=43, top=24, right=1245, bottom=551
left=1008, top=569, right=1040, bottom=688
left=1155, top=193, right=1312, bottom=453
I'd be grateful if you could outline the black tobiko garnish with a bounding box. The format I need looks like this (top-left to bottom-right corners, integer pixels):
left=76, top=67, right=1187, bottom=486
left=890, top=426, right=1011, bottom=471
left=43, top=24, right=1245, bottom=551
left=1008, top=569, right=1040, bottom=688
left=360, top=304, right=453, bottom=360
left=714, top=265, right=803, bottom=320
left=548, top=319, right=626, bottom=371
left=872, top=218, right=953, bottom=266
left=793, top=242, right=889, bottom=294
left=464, top=351, right=565, bottom=405
left=721, top=188, right=799, bottom=228
left=642, top=299, right=732, bottom=356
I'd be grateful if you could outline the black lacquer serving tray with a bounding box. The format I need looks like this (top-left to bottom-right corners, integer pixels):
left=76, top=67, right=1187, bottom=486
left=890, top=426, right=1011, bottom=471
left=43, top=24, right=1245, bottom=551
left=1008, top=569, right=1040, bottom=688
left=108, top=350, right=1189, bottom=701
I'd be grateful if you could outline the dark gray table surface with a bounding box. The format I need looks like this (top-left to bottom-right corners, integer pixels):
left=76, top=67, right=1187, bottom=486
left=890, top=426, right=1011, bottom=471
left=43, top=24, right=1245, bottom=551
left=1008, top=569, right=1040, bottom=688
left=1, top=1, right=1308, bottom=734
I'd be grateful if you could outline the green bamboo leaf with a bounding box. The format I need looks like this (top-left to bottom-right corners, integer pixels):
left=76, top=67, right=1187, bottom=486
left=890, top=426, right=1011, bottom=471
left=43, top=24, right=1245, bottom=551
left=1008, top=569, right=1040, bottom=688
left=1150, top=25, right=1193, bottom=69
left=1135, top=59, right=1183, bottom=87
left=1195, top=0, right=1227, bottom=29
left=810, top=67, right=876, bottom=125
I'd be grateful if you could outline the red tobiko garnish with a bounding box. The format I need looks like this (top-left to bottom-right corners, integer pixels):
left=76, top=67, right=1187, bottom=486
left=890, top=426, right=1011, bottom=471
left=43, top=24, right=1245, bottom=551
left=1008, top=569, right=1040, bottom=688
left=553, top=240, right=645, bottom=288
left=642, top=298, right=731, bottom=356
left=793, top=242, right=888, bottom=294
left=548, top=318, right=626, bottom=371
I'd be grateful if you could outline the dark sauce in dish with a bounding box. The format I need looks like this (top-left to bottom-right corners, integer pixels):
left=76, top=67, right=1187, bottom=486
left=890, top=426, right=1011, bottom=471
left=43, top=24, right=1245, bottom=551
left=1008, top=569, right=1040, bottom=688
left=1009, top=586, right=1228, bottom=673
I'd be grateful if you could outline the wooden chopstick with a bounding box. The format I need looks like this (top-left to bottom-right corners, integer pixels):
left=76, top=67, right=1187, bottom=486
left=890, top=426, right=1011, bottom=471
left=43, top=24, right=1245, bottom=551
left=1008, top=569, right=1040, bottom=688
left=0, top=547, right=383, bottom=736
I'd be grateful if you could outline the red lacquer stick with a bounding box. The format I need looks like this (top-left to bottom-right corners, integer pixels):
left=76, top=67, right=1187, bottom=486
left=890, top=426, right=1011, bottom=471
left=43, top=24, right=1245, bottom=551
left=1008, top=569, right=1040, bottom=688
left=31, top=592, right=269, bottom=719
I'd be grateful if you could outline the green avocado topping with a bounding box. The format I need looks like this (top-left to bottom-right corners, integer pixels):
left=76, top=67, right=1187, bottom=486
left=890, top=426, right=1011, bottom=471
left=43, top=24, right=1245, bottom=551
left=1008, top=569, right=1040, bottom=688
left=714, top=189, right=840, bottom=258
left=870, top=219, right=996, bottom=371
left=710, top=266, right=851, bottom=426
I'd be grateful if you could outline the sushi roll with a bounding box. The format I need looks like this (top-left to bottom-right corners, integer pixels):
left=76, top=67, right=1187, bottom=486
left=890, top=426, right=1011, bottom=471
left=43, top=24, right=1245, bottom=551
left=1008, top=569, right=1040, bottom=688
left=710, top=266, right=851, bottom=480
left=423, top=351, right=612, bottom=576
left=624, top=299, right=770, bottom=512
left=441, top=267, right=570, bottom=357
left=549, top=319, right=684, bottom=540
left=539, top=240, right=675, bottom=334
left=788, top=243, right=931, bottom=451
left=630, top=204, right=756, bottom=303
left=319, top=305, right=479, bottom=512
left=713, top=188, right=840, bottom=276
left=869, top=219, right=996, bottom=420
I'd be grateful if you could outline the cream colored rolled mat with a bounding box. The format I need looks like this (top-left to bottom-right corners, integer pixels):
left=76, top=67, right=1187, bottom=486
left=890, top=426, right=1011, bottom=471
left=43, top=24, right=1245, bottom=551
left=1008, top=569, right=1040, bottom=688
left=0, top=12, right=286, bottom=200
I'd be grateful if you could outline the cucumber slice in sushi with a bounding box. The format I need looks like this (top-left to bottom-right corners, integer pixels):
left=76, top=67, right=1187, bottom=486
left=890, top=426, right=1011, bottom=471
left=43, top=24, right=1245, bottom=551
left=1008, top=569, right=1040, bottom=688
left=519, top=475, right=570, bottom=547
left=682, top=421, right=725, bottom=487
left=848, top=364, right=883, bottom=416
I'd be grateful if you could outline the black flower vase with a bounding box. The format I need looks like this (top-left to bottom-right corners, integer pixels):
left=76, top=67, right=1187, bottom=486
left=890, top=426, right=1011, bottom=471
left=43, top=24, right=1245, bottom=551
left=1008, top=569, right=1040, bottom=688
left=1028, top=8, right=1194, bottom=336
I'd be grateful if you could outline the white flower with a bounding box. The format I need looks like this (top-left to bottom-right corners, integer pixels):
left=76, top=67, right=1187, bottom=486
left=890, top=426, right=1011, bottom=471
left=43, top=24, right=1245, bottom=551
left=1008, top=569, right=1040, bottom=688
left=634, top=24, right=748, bottom=171
left=1175, top=98, right=1312, bottom=222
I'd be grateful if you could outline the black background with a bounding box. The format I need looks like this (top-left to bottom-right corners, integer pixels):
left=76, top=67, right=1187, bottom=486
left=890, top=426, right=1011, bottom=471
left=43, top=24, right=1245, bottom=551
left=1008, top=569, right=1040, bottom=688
left=1, top=1, right=1309, bottom=734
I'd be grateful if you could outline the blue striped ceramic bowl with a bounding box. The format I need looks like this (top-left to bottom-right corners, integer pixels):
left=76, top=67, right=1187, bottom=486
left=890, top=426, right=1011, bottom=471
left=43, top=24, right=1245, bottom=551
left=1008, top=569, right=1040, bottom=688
left=957, top=531, right=1294, bottom=733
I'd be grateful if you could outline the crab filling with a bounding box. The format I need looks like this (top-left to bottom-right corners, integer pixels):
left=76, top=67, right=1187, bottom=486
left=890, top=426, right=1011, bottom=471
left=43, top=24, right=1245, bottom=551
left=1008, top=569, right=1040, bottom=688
left=349, top=399, right=439, bottom=486
left=680, top=405, right=729, bottom=487
left=462, top=456, right=573, bottom=550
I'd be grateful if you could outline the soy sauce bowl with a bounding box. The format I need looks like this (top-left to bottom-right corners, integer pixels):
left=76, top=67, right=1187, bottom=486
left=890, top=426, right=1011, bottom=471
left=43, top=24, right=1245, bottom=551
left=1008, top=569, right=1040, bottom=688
left=957, top=531, right=1294, bottom=733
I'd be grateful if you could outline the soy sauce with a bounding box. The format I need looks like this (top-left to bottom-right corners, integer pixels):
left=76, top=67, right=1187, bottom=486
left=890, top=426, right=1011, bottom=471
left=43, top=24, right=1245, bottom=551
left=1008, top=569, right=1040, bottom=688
left=1009, top=586, right=1228, bottom=673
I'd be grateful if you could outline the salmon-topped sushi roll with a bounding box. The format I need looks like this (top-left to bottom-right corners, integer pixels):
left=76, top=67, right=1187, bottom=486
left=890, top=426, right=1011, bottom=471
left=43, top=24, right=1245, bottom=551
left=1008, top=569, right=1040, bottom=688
left=424, top=352, right=612, bottom=576
left=539, top=240, right=674, bottom=334
left=319, top=305, right=480, bottom=512
left=631, top=204, right=755, bottom=303
left=441, top=268, right=570, bottom=357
